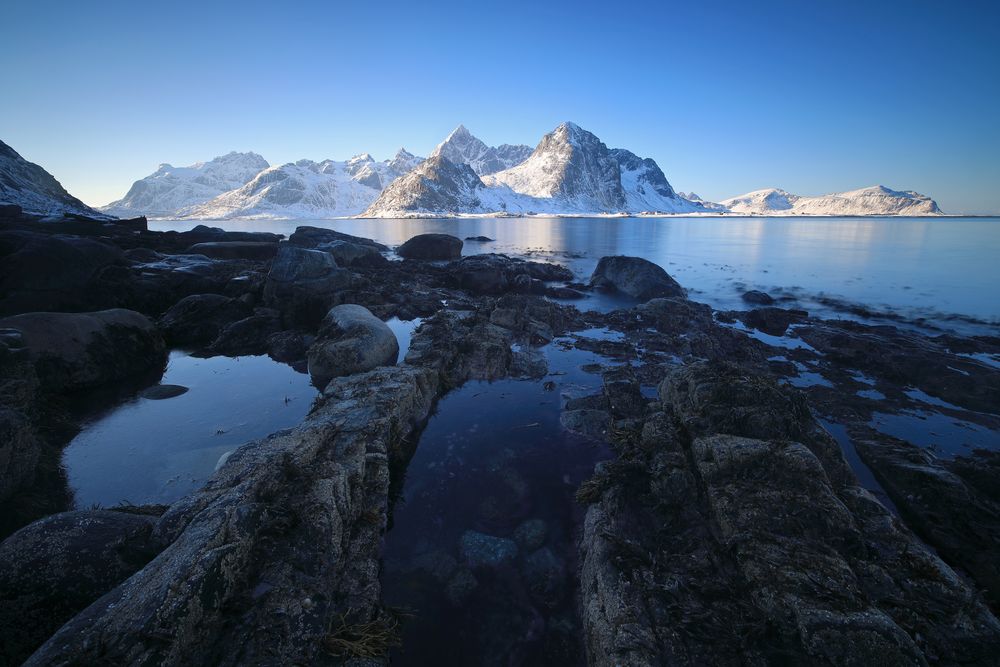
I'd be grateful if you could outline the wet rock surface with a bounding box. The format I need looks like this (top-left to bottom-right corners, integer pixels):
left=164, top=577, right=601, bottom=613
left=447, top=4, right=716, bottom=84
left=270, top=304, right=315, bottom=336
left=1, top=209, right=999, bottom=666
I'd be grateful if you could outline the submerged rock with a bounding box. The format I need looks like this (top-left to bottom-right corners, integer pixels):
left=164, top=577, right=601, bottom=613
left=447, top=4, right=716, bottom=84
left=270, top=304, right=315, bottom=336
left=589, top=255, right=683, bottom=301
left=0, top=309, right=166, bottom=393
left=459, top=530, right=518, bottom=569
left=307, top=304, right=399, bottom=389
left=741, top=289, right=775, bottom=305
left=397, top=233, right=463, bottom=260
left=139, top=384, right=188, bottom=400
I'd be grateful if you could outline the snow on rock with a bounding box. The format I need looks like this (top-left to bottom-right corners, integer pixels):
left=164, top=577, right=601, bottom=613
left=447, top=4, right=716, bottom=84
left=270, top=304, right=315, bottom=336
left=721, top=185, right=942, bottom=216
left=102, top=151, right=269, bottom=218
left=0, top=139, right=110, bottom=218
left=429, top=125, right=532, bottom=176
left=182, top=159, right=386, bottom=219
left=366, top=122, right=709, bottom=217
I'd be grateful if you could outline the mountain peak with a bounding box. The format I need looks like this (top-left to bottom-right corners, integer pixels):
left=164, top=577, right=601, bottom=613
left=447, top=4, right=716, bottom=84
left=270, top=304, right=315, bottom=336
left=447, top=124, right=472, bottom=140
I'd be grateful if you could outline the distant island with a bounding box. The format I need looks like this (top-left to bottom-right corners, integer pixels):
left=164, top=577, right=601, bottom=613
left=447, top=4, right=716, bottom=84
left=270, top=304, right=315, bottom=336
left=3, top=124, right=942, bottom=221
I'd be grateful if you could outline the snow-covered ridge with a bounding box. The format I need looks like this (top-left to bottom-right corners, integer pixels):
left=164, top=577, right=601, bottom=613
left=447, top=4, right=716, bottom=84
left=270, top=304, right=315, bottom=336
left=88, top=123, right=946, bottom=220
left=365, top=122, right=708, bottom=217
left=721, top=185, right=942, bottom=216
left=102, top=151, right=270, bottom=217
left=0, top=140, right=109, bottom=218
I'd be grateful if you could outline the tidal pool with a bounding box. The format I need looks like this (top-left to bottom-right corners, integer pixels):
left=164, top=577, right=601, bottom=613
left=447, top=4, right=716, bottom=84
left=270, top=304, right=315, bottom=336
left=62, top=351, right=317, bottom=508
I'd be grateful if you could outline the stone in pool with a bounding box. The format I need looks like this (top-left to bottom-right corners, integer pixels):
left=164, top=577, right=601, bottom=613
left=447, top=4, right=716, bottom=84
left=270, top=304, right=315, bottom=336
left=140, top=384, right=189, bottom=400
left=459, top=530, right=518, bottom=569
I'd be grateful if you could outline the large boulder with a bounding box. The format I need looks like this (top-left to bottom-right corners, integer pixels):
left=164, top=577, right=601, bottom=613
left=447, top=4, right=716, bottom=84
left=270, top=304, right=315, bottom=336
left=0, top=309, right=167, bottom=393
left=397, top=233, right=463, bottom=260
left=0, top=231, right=129, bottom=315
left=307, top=304, right=398, bottom=389
left=317, top=240, right=387, bottom=268
left=183, top=241, right=278, bottom=260
left=288, top=226, right=388, bottom=251
left=589, top=255, right=683, bottom=301
left=263, top=242, right=361, bottom=327
left=0, top=510, right=160, bottom=666
left=158, top=293, right=252, bottom=345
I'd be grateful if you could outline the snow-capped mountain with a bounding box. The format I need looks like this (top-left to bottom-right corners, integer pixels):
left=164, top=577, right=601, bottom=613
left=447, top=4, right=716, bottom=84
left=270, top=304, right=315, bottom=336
left=429, top=125, right=532, bottom=176
left=343, top=149, right=423, bottom=190
left=360, top=155, right=505, bottom=217
left=0, top=139, right=109, bottom=218
left=181, top=159, right=388, bottom=219
left=102, top=151, right=269, bottom=218
left=721, top=185, right=942, bottom=216
left=365, top=122, right=707, bottom=217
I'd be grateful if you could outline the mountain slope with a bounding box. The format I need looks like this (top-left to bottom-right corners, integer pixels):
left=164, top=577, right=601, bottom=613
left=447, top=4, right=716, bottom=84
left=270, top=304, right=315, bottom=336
left=366, top=122, right=708, bottom=216
left=722, top=185, right=942, bottom=215
left=102, top=152, right=269, bottom=217
left=0, top=140, right=108, bottom=218
left=429, top=125, right=532, bottom=176
left=360, top=155, right=502, bottom=217
left=182, top=159, right=385, bottom=219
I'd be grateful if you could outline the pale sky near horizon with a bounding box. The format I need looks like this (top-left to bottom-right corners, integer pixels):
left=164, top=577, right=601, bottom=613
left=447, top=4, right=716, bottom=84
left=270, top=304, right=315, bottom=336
left=2, top=0, right=999, bottom=213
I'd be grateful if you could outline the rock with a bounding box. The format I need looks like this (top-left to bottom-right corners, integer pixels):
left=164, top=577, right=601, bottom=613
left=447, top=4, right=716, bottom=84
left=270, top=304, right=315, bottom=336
left=139, top=384, right=188, bottom=400
left=0, top=230, right=129, bottom=315
left=25, top=365, right=439, bottom=666
left=267, top=330, right=310, bottom=364
left=741, top=289, right=774, bottom=305
left=262, top=242, right=360, bottom=327
left=521, top=547, right=565, bottom=608
left=0, top=510, right=160, bottom=665
left=589, top=255, right=683, bottom=301
left=316, top=240, right=387, bottom=268
left=287, top=226, right=388, bottom=251
left=742, top=306, right=808, bottom=336
left=183, top=241, right=278, bottom=260
left=131, top=253, right=245, bottom=313
left=512, top=518, right=548, bottom=552
left=0, top=407, right=42, bottom=506
left=209, top=310, right=283, bottom=357
left=464, top=236, right=494, bottom=242
left=158, top=293, right=251, bottom=345
left=0, top=309, right=166, bottom=393
left=546, top=286, right=585, bottom=299
left=307, top=304, right=398, bottom=389
left=397, top=233, right=463, bottom=260
left=459, top=530, right=518, bottom=569
left=445, top=568, right=479, bottom=606
left=560, top=409, right=610, bottom=439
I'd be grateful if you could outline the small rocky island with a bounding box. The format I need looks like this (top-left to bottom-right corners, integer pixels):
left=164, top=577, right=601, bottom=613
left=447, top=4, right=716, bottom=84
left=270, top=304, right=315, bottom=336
left=1, top=206, right=999, bottom=665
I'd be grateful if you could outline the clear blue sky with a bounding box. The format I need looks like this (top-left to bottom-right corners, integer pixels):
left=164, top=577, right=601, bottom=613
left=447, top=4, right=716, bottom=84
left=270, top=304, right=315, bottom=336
left=3, top=0, right=998, bottom=213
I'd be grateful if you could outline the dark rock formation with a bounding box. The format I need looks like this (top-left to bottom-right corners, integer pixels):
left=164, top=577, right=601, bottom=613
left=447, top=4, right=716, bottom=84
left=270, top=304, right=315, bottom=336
left=397, top=233, right=463, bottom=260
left=0, top=309, right=166, bottom=393
left=158, top=293, right=251, bottom=345
left=589, top=255, right=683, bottom=301
left=263, top=242, right=361, bottom=327
left=184, top=241, right=278, bottom=260
left=741, top=289, right=774, bottom=305
left=0, top=510, right=161, bottom=665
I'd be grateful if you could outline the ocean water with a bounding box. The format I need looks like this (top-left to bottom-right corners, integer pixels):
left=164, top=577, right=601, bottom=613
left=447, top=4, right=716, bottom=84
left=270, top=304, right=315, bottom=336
left=152, top=216, right=1000, bottom=333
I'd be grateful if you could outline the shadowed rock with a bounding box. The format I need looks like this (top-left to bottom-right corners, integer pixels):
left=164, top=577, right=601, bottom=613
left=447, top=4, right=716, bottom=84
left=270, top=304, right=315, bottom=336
left=397, top=233, right=463, bottom=260
left=589, top=255, right=683, bottom=301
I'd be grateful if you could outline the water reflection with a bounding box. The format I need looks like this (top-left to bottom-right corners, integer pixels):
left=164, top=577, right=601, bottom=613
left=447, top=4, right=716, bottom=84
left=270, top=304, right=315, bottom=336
left=152, top=216, right=1000, bottom=329
left=62, top=351, right=317, bottom=507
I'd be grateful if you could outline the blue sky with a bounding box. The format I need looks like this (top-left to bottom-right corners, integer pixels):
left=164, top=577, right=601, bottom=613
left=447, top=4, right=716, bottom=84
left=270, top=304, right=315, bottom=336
left=3, top=0, right=999, bottom=213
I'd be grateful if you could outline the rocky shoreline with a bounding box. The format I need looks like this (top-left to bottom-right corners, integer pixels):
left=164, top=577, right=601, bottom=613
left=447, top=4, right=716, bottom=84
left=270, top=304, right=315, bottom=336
left=1, top=209, right=998, bottom=665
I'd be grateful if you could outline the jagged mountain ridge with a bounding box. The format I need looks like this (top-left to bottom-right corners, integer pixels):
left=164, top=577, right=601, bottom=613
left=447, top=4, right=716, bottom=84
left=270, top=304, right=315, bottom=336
left=429, top=125, right=532, bottom=176
left=0, top=140, right=109, bottom=218
left=102, top=151, right=270, bottom=217
left=721, top=185, right=942, bottom=216
left=365, top=122, right=707, bottom=216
